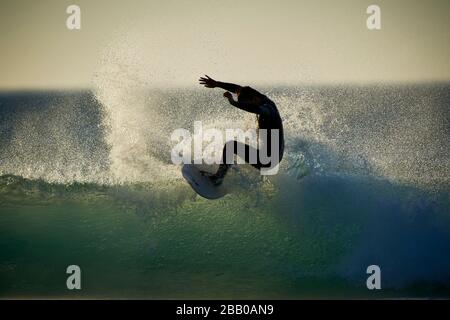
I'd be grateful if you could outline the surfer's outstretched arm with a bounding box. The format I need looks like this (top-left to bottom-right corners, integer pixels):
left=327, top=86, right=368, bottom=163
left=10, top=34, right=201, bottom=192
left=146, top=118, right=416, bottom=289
left=199, top=75, right=241, bottom=93
left=216, top=81, right=241, bottom=93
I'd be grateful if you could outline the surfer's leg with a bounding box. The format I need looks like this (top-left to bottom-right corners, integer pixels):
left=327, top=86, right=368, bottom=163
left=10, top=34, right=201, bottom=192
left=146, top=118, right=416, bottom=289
left=208, top=141, right=236, bottom=185
left=209, top=141, right=257, bottom=185
left=251, top=135, right=277, bottom=170
left=207, top=134, right=280, bottom=184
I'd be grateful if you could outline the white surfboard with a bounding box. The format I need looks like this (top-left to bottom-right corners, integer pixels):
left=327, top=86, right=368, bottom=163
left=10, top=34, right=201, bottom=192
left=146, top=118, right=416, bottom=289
left=182, top=164, right=228, bottom=199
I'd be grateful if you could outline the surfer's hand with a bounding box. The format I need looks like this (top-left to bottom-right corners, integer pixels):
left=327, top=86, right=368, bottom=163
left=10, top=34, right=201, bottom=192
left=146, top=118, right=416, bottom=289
left=223, top=92, right=233, bottom=99
left=199, top=75, right=217, bottom=88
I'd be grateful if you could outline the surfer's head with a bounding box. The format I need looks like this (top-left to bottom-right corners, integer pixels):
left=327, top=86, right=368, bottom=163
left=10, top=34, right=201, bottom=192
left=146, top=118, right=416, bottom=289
left=237, top=86, right=264, bottom=107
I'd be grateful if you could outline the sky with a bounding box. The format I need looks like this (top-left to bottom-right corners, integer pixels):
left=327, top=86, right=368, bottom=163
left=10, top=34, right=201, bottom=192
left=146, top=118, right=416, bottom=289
left=0, top=0, right=449, bottom=89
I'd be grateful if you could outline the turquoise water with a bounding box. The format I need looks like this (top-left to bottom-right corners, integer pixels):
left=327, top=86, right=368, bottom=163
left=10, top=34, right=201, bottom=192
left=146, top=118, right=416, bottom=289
left=0, top=85, right=449, bottom=298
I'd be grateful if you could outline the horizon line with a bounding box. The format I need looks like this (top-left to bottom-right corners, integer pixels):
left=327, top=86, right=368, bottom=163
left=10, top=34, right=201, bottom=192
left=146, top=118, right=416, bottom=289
left=1, top=80, right=450, bottom=93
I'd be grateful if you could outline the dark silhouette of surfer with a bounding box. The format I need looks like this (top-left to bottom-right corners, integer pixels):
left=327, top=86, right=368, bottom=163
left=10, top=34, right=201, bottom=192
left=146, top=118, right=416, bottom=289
left=199, top=75, right=284, bottom=185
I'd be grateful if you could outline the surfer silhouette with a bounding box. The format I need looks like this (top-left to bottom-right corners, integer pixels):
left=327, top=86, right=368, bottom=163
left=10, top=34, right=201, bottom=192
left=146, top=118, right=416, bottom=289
left=198, top=75, right=284, bottom=185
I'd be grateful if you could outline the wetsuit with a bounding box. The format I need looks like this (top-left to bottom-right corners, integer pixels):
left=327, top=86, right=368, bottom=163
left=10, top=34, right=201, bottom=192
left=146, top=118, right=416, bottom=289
left=211, top=82, right=284, bottom=183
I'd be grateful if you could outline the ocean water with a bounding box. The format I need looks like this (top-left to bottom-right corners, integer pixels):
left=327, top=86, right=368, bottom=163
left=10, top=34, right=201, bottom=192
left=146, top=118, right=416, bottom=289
left=0, top=84, right=449, bottom=298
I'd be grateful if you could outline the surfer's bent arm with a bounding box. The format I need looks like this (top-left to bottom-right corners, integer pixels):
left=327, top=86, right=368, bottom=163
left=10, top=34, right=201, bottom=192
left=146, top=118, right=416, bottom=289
left=225, top=93, right=260, bottom=114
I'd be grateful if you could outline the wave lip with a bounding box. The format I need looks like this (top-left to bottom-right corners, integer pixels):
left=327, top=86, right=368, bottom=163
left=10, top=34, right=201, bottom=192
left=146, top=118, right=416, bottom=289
left=0, top=84, right=449, bottom=190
